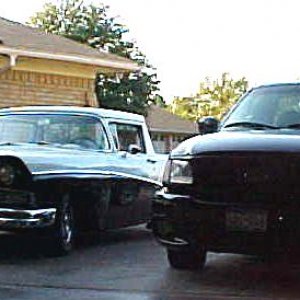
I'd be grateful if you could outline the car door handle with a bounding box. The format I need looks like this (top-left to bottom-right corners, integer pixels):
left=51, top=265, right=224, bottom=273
left=147, top=158, right=158, bottom=163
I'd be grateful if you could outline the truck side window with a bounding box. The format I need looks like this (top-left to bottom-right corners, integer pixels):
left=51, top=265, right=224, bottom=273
left=109, top=123, right=145, bottom=153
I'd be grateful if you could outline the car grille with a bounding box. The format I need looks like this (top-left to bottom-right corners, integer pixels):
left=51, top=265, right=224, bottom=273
left=0, top=189, right=34, bottom=208
left=191, top=152, right=300, bottom=205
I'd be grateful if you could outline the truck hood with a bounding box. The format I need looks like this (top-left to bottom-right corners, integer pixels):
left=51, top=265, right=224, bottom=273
left=171, top=130, right=300, bottom=157
left=0, top=144, right=115, bottom=174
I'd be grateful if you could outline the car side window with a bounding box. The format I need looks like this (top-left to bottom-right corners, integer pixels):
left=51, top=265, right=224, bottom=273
left=109, top=123, right=145, bottom=153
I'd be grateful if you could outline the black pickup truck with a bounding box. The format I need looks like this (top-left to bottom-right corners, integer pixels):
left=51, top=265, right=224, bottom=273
left=152, top=83, right=300, bottom=269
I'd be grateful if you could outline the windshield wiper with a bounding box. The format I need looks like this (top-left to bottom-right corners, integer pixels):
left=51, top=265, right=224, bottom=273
left=224, top=122, right=279, bottom=129
left=0, top=142, right=18, bottom=146
left=0, top=141, right=56, bottom=146
left=33, top=141, right=51, bottom=145
left=281, top=123, right=300, bottom=129
left=28, top=141, right=57, bottom=146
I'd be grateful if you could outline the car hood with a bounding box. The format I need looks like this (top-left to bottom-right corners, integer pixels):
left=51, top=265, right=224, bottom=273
left=171, top=130, right=300, bottom=157
left=0, top=144, right=114, bottom=174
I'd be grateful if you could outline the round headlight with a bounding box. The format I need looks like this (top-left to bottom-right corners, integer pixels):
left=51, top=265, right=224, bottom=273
left=0, top=164, right=15, bottom=186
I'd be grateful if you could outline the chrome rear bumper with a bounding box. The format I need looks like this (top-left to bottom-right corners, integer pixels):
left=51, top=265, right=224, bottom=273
left=0, top=208, right=56, bottom=229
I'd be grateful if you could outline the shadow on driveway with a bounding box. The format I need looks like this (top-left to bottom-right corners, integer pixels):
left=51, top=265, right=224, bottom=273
left=0, top=225, right=151, bottom=262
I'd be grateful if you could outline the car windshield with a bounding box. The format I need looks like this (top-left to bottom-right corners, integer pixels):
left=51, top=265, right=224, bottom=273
left=222, top=85, right=300, bottom=129
left=0, top=114, right=109, bottom=150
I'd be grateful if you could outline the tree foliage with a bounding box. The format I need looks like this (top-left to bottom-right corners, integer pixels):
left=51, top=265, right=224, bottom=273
left=29, top=0, right=163, bottom=115
left=168, top=73, right=248, bottom=121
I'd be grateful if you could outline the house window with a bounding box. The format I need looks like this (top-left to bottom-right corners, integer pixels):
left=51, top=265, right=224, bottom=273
left=152, top=133, right=165, bottom=142
left=151, top=133, right=167, bottom=154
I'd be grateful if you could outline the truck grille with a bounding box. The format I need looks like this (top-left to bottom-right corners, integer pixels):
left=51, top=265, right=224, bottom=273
left=191, top=153, right=300, bottom=204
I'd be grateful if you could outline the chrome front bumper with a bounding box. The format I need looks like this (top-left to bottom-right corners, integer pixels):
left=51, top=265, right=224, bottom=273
left=0, top=208, right=56, bottom=229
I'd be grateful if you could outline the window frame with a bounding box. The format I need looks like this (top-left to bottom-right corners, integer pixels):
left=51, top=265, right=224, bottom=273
left=108, top=122, right=146, bottom=153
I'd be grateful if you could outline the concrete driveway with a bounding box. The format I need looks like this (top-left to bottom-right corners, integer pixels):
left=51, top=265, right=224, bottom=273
left=0, top=226, right=299, bottom=299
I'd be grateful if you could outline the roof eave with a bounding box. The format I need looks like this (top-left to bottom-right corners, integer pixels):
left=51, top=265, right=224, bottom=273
left=0, top=46, right=140, bottom=72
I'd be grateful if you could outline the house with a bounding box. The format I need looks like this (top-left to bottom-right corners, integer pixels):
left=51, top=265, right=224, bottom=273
left=146, top=105, right=199, bottom=153
left=0, top=17, right=138, bottom=108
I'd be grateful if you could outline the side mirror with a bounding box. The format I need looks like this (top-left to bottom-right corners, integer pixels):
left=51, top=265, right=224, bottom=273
left=127, top=144, right=142, bottom=155
left=197, top=116, right=219, bottom=135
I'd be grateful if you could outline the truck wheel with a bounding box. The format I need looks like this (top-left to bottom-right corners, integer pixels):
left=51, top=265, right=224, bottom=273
left=48, top=194, right=75, bottom=256
left=167, top=248, right=207, bottom=270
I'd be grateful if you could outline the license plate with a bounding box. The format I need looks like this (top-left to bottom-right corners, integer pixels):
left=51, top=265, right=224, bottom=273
left=226, top=208, right=268, bottom=232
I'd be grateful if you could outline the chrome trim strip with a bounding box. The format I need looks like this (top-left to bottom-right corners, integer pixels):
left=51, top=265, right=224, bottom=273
left=0, top=208, right=56, bottom=229
left=158, top=237, right=189, bottom=246
left=156, top=190, right=190, bottom=200
left=33, top=170, right=162, bottom=187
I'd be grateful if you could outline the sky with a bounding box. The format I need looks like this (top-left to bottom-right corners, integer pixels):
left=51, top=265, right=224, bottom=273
left=2, top=0, right=300, bottom=102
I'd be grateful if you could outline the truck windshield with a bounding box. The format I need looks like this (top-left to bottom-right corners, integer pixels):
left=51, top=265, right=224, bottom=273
left=223, top=85, right=300, bottom=129
left=0, top=114, right=109, bottom=150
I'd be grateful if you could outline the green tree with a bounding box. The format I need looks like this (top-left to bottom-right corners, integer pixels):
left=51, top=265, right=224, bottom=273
left=29, top=0, right=163, bottom=115
left=168, top=96, right=199, bottom=121
left=168, top=72, right=248, bottom=121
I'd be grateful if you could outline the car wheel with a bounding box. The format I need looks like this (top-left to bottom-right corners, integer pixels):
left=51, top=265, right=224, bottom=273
left=167, top=248, right=207, bottom=270
left=48, top=194, right=75, bottom=256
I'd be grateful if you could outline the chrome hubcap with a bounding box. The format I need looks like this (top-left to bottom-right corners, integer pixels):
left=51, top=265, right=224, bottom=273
left=61, top=206, right=72, bottom=245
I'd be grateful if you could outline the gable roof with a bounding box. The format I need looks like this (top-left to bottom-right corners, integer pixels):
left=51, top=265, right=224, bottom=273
left=146, top=105, right=198, bottom=135
left=0, top=17, right=139, bottom=72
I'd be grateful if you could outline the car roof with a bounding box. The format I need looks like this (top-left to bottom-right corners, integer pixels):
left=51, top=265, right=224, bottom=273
left=253, top=82, right=300, bottom=90
left=0, top=106, right=145, bottom=122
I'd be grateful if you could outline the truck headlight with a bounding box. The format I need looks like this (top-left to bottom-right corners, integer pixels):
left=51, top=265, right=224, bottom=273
left=164, top=160, right=193, bottom=185
left=0, top=164, right=15, bottom=186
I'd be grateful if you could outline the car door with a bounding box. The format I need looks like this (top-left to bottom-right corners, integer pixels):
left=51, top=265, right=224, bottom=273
left=106, top=122, right=159, bottom=225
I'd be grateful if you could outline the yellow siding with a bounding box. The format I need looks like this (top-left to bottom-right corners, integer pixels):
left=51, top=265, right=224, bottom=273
left=15, top=57, right=100, bottom=79
left=0, top=55, right=117, bottom=78
left=0, top=56, right=6, bottom=65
